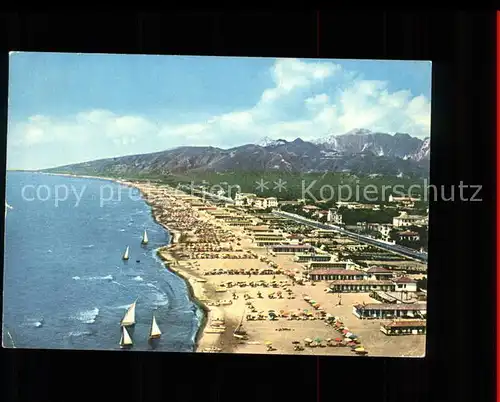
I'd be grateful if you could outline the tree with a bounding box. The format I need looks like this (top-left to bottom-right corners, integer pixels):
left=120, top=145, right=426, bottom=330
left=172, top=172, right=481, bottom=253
left=417, top=276, right=427, bottom=290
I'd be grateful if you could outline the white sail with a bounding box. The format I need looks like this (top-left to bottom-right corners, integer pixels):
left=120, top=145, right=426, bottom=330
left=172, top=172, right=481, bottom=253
left=150, top=315, right=161, bottom=338
left=142, top=230, right=149, bottom=244
left=121, top=301, right=136, bottom=326
left=122, top=326, right=133, bottom=346
left=123, top=246, right=130, bottom=260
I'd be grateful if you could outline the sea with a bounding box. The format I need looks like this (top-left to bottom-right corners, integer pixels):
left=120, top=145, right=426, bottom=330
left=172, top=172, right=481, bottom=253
left=3, top=171, right=203, bottom=352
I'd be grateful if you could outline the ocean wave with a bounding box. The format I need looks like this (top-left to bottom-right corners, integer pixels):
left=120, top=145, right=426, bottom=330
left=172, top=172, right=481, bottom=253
left=112, top=281, right=127, bottom=288
left=47, top=249, right=53, bottom=253
left=69, top=330, right=93, bottom=337
left=26, top=318, right=43, bottom=328
left=132, top=276, right=144, bottom=282
left=72, top=275, right=113, bottom=281
left=152, top=292, right=169, bottom=307
left=25, top=318, right=44, bottom=328
left=74, top=308, right=100, bottom=324
left=120, top=229, right=126, bottom=232
left=82, top=245, right=95, bottom=249
left=146, top=283, right=160, bottom=290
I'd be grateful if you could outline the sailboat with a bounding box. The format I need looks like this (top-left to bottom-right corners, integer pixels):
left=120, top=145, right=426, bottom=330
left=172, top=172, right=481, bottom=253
left=120, top=299, right=137, bottom=327
left=141, top=230, right=149, bottom=245
left=149, top=315, right=162, bottom=340
left=119, top=326, right=133, bottom=349
left=122, top=246, right=130, bottom=261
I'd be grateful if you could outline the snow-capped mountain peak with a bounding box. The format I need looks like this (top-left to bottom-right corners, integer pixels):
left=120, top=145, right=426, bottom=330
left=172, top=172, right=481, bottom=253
left=258, top=137, right=288, bottom=147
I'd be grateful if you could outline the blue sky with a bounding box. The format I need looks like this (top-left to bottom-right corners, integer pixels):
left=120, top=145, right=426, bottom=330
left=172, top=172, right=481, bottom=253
left=7, top=52, right=432, bottom=170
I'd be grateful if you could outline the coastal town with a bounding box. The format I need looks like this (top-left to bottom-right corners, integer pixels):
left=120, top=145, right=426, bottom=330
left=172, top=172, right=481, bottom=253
left=122, top=180, right=428, bottom=357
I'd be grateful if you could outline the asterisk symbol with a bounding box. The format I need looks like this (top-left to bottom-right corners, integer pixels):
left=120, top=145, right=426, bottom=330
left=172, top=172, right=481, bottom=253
left=255, top=178, right=269, bottom=192
left=273, top=178, right=287, bottom=192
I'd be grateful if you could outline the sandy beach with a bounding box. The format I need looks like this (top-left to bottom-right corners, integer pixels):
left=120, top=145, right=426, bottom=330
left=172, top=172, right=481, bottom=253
left=125, top=180, right=426, bottom=357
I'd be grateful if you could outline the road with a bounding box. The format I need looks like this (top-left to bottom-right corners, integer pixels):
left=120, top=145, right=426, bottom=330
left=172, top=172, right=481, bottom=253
left=272, top=210, right=428, bottom=263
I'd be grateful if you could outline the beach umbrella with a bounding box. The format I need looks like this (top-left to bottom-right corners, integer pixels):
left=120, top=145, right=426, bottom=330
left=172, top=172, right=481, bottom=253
left=265, top=341, right=273, bottom=345
left=334, top=338, right=343, bottom=342
left=349, top=334, right=357, bottom=339
left=304, top=338, right=313, bottom=343
left=354, top=347, right=365, bottom=352
left=314, top=337, right=322, bottom=343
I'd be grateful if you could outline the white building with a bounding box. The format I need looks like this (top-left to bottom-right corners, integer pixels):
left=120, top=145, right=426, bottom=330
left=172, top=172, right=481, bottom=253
left=389, top=195, right=421, bottom=204
left=234, top=192, right=257, bottom=206
left=327, top=208, right=343, bottom=224
left=393, top=212, right=428, bottom=227
left=252, top=197, right=278, bottom=210
left=366, top=223, right=393, bottom=240
left=392, top=276, right=418, bottom=292
left=398, top=230, right=420, bottom=241
left=266, top=197, right=278, bottom=208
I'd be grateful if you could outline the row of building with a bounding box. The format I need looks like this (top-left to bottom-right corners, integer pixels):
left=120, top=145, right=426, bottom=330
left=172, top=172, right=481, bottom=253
left=234, top=193, right=278, bottom=209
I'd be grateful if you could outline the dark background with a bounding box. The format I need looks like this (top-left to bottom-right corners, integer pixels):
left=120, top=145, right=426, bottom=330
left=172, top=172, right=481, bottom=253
left=0, top=11, right=495, bottom=402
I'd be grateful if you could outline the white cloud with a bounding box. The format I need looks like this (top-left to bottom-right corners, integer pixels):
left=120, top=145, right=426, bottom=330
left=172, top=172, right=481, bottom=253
left=8, top=57, right=431, bottom=169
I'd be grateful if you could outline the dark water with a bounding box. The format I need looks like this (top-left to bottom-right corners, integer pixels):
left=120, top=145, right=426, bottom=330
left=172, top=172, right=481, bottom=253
left=3, top=171, right=203, bottom=351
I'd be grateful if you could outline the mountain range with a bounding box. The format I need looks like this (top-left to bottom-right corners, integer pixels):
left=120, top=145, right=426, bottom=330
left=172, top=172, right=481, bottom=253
left=42, top=129, right=431, bottom=178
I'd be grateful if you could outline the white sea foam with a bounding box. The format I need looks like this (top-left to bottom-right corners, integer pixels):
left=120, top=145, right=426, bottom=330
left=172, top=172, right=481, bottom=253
left=112, top=281, right=127, bottom=288
left=25, top=318, right=44, bottom=328
left=47, top=249, right=53, bottom=253
left=69, top=331, right=92, bottom=337
left=120, top=229, right=126, bottom=232
left=152, top=291, right=169, bottom=307
left=82, top=245, right=95, bottom=249
left=73, top=275, right=113, bottom=281
left=74, top=308, right=99, bottom=324
left=132, top=276, right=144, bottom=281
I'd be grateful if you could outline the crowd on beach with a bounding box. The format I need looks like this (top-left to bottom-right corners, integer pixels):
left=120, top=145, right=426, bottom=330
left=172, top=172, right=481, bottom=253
left=134, top=183, right=381, bottom=356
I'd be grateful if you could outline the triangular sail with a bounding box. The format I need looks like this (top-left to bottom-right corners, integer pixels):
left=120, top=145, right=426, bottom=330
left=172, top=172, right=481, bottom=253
left=123, top=246, right=130, bottom=260
left=142, top=230, right=149, bottom=244
left=150, top=315, right=161, bottom=337
left=121, top=301, right=136, bottom=326
left=122, top=326, right=133, bottom=345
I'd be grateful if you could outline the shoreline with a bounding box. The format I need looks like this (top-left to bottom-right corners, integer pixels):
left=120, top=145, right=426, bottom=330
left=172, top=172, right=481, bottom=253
left=40, top=171, right=210, bottom=352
